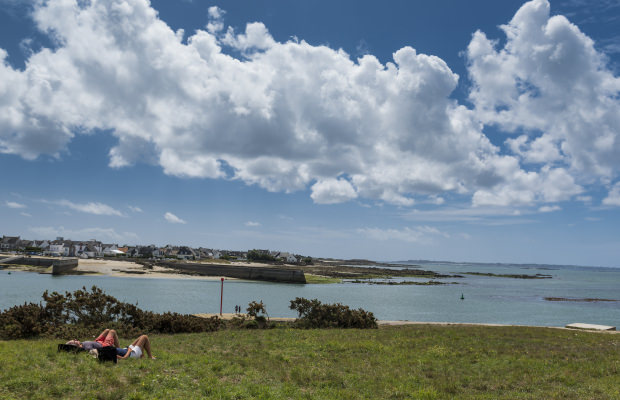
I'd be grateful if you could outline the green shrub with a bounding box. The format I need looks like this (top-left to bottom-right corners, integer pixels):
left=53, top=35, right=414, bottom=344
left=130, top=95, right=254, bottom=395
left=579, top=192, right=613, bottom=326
left=289, top=297, right=377, bottom=329
left=148, top=312, right=220, bottom=334
left=225, top=301, right=273, bottom=329
left=246, top=301, right=267, bottom=319
left=246, top=300, right=271, bottom=328
left=0, top=302, right=47, bottom=339
left=247, top=250, right=276, bottom=262
left=42, top=286, right=143, bottom=328
left=0, top=286, right=220, bottom=340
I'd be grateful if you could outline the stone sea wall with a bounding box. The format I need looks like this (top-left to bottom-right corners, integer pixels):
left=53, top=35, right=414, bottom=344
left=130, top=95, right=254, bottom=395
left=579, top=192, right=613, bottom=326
left=0, top=256, right=78, bottom=275
left=160, top=262, right=306, bottom=284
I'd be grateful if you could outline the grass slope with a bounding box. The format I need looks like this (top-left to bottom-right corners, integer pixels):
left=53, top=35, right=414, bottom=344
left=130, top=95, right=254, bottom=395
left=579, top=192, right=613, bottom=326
left=1, top=325, right=618, bottom=399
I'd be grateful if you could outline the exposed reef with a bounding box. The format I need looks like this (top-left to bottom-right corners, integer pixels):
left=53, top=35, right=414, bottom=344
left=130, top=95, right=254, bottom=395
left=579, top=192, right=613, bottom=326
left=463, top=272, right=552, bottom=279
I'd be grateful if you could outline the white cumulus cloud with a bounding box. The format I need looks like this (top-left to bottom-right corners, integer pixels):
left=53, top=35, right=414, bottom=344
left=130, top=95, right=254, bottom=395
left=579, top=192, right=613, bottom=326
left=0, top=0, right=617, bottom=211
left=602, top=182, right=620, bottom=206
left=539, top=205, right=561, bottom=213
left=206, top=6, right=225, bottom=34
left=310, top=178, right=358, bottom=204
left=467, top=0, right=620, bottom=183
left=164, top=212, right=186, bottom=224
left=245, top=221, right=261, bottom=227
left=55, top=200, right=124, bottom=216
left=5, top=201, right=26, bottom=209
left=29, top=226, right=139, bottom=243
left=358, top=226, right=449, bottom=243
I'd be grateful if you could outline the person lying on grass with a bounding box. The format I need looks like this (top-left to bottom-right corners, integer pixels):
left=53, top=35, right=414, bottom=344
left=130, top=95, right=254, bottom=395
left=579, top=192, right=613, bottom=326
left=66, top=328, right=120, bottom=351
left=116, top=334, right=156, bottom=360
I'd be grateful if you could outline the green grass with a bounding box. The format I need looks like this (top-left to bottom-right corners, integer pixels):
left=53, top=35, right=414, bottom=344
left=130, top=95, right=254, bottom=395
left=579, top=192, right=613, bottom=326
left=304, top=274, right=342, bottom=284
left=1, top=325, right=619, bottom=399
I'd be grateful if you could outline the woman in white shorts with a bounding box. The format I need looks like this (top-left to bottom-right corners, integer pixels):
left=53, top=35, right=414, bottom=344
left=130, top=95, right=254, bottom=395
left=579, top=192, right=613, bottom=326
left=117, top=334, right=156, bottom=360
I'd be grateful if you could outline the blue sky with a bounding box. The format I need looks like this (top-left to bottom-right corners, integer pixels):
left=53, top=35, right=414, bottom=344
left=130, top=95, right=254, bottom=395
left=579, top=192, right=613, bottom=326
left=1, top=0, right=619, bottom=267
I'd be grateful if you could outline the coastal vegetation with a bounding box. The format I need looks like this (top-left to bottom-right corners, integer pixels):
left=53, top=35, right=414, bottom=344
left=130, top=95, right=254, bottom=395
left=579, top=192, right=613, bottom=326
left=348, top=279, right=457, bottom=285
left=545, top=297, right=619, bottom=302
left=0, top=287, right=377, bottom=340
left=462, top=272, right=553, bottom=279
left=304, top=274, right=342, bottom=284
left=246, top=249, right=277, bottom=262
left=0, top=286, right=220, bottom=340
left=289, top=297, right=377, bottom=329
left=299, top=263, right=458, bottom=280
left=1, top=325, right=618, bottom=399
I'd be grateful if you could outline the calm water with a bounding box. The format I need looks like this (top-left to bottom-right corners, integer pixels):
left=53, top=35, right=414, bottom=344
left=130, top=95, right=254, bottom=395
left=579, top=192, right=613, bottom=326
left=1, top=262, right=619, bottom=327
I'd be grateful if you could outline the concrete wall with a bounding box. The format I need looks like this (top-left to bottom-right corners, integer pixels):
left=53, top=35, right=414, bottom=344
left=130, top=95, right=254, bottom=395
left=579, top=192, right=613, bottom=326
left=51, top=259, right=79, bottom=275
left=161, top=262, right=306, bottom=283
left=15, top=257, right=54, bottom=267
left=0, top=256, right=78, bottom=274
left=0, top=256, right=23, bottom=265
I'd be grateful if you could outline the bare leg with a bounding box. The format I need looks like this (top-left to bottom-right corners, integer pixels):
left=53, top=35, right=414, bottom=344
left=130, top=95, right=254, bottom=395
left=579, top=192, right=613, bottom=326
left=105, top=329, right=120, bottom=348
left=131, top=335, right=154, bottom=358
left=96, top=329, right=110, bottom=339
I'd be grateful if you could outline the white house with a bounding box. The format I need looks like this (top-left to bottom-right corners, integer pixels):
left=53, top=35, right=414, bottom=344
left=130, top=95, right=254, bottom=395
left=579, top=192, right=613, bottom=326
left=48, top=242, right=69, bottom=256
left=279, top=252, right=298, bottom=264
left=152, top=248, right=164, bottom=258
left=103, top=244, right=123, bottom=256
left=73, top=241, right=102, bottom=258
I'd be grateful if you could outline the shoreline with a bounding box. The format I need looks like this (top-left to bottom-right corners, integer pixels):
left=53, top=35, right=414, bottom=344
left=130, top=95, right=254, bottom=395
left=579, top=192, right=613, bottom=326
left=77, top=259, right=242, bottom=281
left=2, top=259, right=236, bottom=281
left=192, top=313, right=618, bottom=333
left=2, top=264, right=617, bottom=332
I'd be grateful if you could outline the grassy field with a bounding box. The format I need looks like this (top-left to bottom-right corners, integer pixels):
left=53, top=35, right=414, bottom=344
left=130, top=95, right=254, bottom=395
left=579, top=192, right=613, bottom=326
left=304, top=274, right=342, bottom=284
left=0, top=325, right=618, bottom=399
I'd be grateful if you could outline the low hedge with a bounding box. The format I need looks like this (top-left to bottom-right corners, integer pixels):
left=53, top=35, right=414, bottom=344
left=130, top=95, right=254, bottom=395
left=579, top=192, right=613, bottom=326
left=289, top=297, right=377, bottom=329
left=0, top=289, right=378, bottom=340
left=0, top=286, right=220, bottom=340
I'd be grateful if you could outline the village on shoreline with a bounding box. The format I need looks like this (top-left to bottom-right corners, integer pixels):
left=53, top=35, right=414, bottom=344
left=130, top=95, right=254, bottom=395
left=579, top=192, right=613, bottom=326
left=1, top=234, right=569, bottom=285
left=0, top=234, right=311, bottom=265
left=1, top=233, right=457, bottom=284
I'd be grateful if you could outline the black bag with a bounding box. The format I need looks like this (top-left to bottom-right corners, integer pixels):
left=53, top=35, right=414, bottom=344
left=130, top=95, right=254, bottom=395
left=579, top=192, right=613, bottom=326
left=97, top=346, right=118, bottom=364
left=57, top=344, right=86, bottom=353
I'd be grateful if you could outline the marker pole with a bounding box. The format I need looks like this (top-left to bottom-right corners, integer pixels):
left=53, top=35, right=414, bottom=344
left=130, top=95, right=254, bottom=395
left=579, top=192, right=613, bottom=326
left=220, top=277, right=224, bottom=316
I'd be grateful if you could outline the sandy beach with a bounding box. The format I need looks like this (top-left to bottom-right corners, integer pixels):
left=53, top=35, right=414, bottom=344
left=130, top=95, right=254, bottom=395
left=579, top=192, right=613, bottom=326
left=1, top=254, right=307, bottom=283
left=74, top=259, right=227, bottom=280
left=73, top=258, right=282, bottom=280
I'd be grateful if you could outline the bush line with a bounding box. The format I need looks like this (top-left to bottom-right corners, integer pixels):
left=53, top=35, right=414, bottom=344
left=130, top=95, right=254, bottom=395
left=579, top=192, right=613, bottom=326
left=0, top=286, right=377, bottom=340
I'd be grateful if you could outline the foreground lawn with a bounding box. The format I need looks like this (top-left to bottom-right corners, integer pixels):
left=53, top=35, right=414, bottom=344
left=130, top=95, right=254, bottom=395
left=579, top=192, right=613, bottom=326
left=0, top=325, right=618, bottom=399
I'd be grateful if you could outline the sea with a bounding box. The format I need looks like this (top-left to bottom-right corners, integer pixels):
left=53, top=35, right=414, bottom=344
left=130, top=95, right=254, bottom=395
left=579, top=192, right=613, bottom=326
left=1, top=261, right=619, bottom=327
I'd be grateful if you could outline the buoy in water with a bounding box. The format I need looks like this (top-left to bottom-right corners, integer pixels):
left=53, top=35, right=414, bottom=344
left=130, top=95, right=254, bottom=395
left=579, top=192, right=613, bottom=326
left=460, top=293, right=464, bottom=300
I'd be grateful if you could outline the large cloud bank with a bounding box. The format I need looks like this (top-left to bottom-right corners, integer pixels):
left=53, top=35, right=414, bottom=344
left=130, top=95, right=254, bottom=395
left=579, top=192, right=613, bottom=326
left=0, top=0, right=618, bottom=207
left=467, top=0, right=620, bottom=206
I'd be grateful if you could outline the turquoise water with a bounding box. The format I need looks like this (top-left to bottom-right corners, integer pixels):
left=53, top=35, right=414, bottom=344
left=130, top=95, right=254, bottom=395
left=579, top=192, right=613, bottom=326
left=1, top=262, right=619, bottom=327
